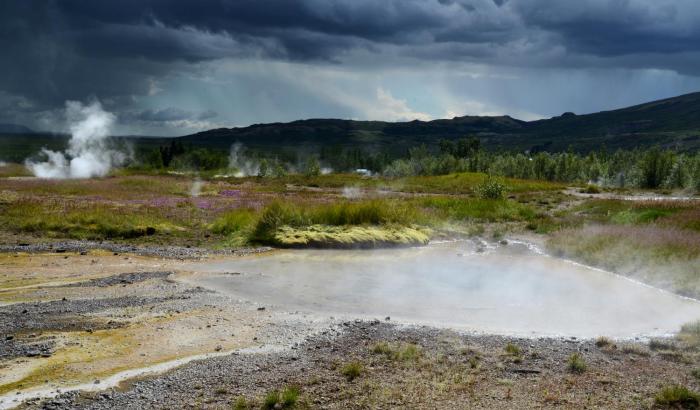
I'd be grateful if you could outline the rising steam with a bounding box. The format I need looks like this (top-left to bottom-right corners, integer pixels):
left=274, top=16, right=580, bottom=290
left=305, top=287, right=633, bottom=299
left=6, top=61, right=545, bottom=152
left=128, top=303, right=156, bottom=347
left=26, top=101, right=128, bottom=179
left=228, top=142, right=260, bottom=177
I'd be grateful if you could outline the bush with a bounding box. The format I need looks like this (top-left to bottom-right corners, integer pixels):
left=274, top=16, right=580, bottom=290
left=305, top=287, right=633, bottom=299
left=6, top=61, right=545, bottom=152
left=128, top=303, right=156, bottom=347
left=655, top=385, right=700, bottom=408
left=567, top=353, right=586, bottom=373
left=340, top=361, right=364, bottom=381
left=474, top=176, right=507, bottom=199
left=581, top=184, right=601, bottom=194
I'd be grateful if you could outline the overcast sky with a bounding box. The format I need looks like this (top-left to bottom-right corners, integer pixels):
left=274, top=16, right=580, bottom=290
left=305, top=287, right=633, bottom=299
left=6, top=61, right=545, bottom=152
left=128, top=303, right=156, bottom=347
left=3, top=0, right=700, bottom=136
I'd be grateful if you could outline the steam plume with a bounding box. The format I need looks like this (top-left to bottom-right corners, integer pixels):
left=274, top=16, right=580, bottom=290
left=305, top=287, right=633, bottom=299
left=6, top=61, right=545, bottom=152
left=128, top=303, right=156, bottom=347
left=26, top=100, right=127, bottom=178
left=228, top=142, right=260, bottom=177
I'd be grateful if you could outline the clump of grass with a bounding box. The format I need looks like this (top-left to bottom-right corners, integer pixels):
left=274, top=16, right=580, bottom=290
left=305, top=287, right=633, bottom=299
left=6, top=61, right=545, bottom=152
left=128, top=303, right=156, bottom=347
left=370, top=342, right=422, bottom=362
left=250, top=200, right=426, bottom=246
left=263, top=386, right=300, bottom=409
left=654, top=385, right=700, bottom=408
left=398, top=344, right=422, bottom=362
left=649, top=339, right=677, bottom=351
left=504, top=343, right=521, bottom=357
left=595, top=336, right=615, bottom=349
left=210, top=208, right=256, bottom=235
left=270, top=225, right=430, bottom=248
left=567, top=353, right=586, bottom=373
left=504, top=343, right=523, bottom=363
left=679, top=321, right=700, bottom=349
left=340, top=361, right=364, bottom=381
left=621, top=344, right=650, bottom=357
left=691, top=369, right=700, bottom=381
left=371, top=341, right=392, bottom=355
left=232, top=396, right=251, bottom=410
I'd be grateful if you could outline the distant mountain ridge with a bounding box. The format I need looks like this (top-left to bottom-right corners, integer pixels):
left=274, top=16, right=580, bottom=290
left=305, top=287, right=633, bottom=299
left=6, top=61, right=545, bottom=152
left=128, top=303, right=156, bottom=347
left=0, top=123, right=33, bottom=134
left=181, top=92, right=700, bottom=153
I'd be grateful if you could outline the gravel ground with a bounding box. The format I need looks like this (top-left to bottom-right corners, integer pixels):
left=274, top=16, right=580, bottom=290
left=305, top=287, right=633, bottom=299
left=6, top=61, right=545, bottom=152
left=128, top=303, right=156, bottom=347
left=20, top=321, right=700, bottom=410
left=0, top=241, right=271, bottom=259
left=64, top=271, right=174, bottom=288
left=0, top=294, right=173, bottom=361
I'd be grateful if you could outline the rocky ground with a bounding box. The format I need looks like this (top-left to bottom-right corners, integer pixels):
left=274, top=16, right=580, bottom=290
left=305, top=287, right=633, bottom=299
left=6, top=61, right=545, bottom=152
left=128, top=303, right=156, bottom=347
left=19, top=321, right=700, bottom=410
left=1, top=245, right=700, bottom=410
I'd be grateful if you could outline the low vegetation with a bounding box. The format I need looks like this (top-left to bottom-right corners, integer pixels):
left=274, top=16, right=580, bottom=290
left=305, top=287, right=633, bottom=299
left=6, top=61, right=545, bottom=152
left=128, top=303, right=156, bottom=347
left=548, top=199, right=700, bottom=297
left=654, top=385, right=700, bottom=409
left=262, top=386, right=301, bottom=410
left=567, top=353, right=586, bottom=373
left=370, top=342, right=422, bottom=363
left=340, top=361, right=364, bottom=381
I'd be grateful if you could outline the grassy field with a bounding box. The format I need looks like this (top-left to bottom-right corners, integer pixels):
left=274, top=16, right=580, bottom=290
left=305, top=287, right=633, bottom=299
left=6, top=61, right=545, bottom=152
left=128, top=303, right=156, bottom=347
left=2, top=163, right=700, bottom=299
left=548, top=199, right=700, bottom=297
left=0, top=169, right=553, bottom=248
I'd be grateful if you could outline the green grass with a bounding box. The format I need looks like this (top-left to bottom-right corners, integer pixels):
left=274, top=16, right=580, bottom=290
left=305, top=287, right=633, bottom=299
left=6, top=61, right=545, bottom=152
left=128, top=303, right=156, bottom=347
left=232, top=396, right=251, bottom=410
left=210, top=209, right=256, bottom=235
left=262, top=386, right=301, bottom=409
left=249, top=200, right=429, bottom=247
left=340, top=361, right=364, bottom=381
left=370, top=342, right=422, bottom=363
left=0, top=163, right=31, bottom=178
left=575, top=199, right=694, bottom=226
left=0, top=200, right=184, bottom=240
left=548, top=224, right=700, bottom=297
left=269, top=225, right=431, bottom=248
left=504, top=343, right=521, bottom=357
left=397, top=172, right=563, bottom=194
left=397, top=344, right=422, bottom=362
left=418, top=197, right=536, bottom=223
left=567, top=353, right=586, bottom=373
left=654, top=385, right=700, bottom=408
left=371, top=342, right=393, bottom=355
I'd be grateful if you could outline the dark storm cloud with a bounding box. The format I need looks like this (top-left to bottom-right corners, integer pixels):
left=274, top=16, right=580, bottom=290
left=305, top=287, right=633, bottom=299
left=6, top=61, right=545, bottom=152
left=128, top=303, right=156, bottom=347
left=2, top=0, right=700, bottom=131
left=133, top=107, right=218, bottom=122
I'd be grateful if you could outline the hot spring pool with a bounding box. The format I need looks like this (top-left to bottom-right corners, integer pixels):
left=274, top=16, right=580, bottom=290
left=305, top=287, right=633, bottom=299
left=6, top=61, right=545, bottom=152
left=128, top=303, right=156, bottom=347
left=183, top=241, right=700, bottom=338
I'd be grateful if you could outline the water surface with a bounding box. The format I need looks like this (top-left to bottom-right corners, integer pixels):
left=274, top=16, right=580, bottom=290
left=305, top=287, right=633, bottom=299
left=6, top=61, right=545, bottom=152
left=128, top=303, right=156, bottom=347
left=185, top=242, right=700, bottom=338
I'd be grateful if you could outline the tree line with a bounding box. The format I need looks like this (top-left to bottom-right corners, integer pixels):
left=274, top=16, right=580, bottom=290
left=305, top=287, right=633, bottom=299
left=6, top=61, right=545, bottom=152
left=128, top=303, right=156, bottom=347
left=135, top=137, right=700, bottom=190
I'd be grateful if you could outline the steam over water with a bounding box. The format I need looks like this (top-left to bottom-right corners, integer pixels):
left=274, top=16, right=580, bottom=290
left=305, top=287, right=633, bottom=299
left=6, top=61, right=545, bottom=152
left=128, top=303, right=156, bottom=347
left=187, top=242, right=700, bottom=338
